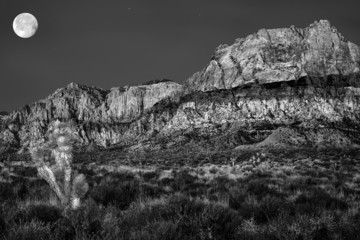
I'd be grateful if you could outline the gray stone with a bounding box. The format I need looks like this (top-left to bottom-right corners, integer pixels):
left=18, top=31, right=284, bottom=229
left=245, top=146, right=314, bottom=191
left=1, top=20, right=359, bottom=152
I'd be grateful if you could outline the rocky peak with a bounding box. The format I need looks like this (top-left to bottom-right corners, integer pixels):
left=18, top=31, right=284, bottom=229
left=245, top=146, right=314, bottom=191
left=141, top=78, right=174, bottom=86
left=0, top=79, right=184, bottom=149
left=186, top=20, right=360, bottom=92
left=53, top=82, right=109, bottom=97
left=67, top=82, right=79, bottom=89
left=0, top=20, right=359, bottom=154
left=104, top=80, right=183, bottom=123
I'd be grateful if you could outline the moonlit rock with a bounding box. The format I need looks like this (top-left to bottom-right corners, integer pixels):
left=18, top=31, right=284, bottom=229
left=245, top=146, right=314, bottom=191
left=1, top=20, right=360, bottom=152
left=186, top=20, right=360, bottom=92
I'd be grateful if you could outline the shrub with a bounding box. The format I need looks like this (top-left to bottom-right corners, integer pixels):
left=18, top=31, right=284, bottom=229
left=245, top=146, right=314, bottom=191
left=172, top=170, right=198, bottom=191
left=5, top=220, right=51, bottom=240
left=0, top=210, right=6, bottom=234
left=141, top=171, right=158, bottom=182
left=13, top=182, right=28, bottom=200
left=90, top=182, right=138, bottom=209
left=334, top=213, right=360, bottom=240
left=25, top=179, right=52, bottom=201
left=86, top=219, right=103, bottom=238
left=312, top=224, right=329, bottom=240
left=138, top=221, right=181, bottom=240
left=211, top=176, right=234, bottom=193
left=295, top=189, right=348, bottom=214
left=51, top=217, right=76, bottom=240
left=28, top=204, right=62, bottom=223
left=181, top=182, right=207, bottom=197
left=63, top=199, right=105, bottom=238
left=201, top=204, right=242, bottom=239
left=12, top=166, right=37, bottom=178
left=174, top=201, right=242, bottom=239
left=229, top=186, right=247, bottom=210
left=168, top=194, right=204, bottom=216
left=105, top=171, right=136, bottom=183
left=156, top=194, right=243, bottom=239
left=0, top=183, right=14, bottom=201
left=12, top=204, right=62, bottom=224
left=246, top=179, right=281, bottom=197
left=257, top=195, right=286, bottom=222
left=234, top=194, right=285, bottom=224
left=140, top=183, right=165, bottom=198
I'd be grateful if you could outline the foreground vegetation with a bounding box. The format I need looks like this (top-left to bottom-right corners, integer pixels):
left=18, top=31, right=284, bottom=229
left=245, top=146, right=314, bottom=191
left=0, top=147, right=360, bottom=240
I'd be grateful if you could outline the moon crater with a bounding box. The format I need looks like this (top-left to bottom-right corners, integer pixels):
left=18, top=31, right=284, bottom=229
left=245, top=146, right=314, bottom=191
left=13, top=13, right=38, bottom=38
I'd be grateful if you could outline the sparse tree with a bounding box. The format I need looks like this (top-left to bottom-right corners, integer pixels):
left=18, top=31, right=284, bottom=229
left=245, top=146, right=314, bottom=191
left=30, top=120, right=88, bottom=210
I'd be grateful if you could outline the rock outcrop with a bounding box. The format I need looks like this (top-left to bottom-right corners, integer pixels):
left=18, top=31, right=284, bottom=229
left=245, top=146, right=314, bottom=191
left=0, top=80, right=184, bottom=150
left=186, top=20, right=360, bottom=92
left=1, top=20, right=359, bottom=154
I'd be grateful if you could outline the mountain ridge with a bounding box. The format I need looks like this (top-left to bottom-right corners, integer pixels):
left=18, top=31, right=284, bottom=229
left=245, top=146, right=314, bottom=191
left=186, top=20, right=360, bottom=92
left=1, top=20, right=359, bottom=155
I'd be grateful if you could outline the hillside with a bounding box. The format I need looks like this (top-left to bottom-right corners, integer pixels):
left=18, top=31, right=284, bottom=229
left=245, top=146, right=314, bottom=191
left=0, top=20, right=359, bottom=154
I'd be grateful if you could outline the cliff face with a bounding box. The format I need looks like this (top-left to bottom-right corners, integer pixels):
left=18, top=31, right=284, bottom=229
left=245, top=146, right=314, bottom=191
left=186, top=20, right=360, bottom=92
left=4, top=81, right=183, bottom=125
left=0, top=80, right=184, bottom=150
left=1, top=20, right=360, bottom=153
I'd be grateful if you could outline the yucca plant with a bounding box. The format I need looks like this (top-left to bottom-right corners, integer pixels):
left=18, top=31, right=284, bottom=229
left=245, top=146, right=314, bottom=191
left=30, top=120, right=88, bottom=210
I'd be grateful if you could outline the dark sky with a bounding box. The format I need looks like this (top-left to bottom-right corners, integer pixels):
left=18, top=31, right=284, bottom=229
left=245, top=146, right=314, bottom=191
left=0, top=0, right=359, bottom=112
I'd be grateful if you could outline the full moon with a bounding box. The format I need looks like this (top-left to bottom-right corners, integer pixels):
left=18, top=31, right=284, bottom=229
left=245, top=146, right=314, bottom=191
left=13, top=13, right=38, bottom=38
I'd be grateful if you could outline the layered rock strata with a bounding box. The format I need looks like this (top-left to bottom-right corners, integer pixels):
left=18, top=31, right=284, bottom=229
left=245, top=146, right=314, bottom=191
left=0, top=20, right=359, bottom=153
left=186, top=20, right=360, bottom=92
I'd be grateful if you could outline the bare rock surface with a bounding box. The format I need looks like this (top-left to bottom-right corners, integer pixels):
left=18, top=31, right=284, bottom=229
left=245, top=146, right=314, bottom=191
left=186, top=20, right=360, bottom=92
left=0, top=80, right=184, bottom=150
left=0, top=20, right=360, bottom=155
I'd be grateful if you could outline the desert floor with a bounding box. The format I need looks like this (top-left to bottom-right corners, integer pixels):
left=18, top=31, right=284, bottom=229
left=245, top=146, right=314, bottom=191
left=0, top=147, right=360, bottom=240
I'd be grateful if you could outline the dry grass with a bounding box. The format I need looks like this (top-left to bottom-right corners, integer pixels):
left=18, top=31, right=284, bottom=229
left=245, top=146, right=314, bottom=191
left=0, top=147, right=360, bottom=239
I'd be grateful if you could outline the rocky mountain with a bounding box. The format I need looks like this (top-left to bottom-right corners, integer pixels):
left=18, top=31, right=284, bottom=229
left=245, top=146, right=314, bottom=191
left=186, top=20, right=360, bottom=92
left=1, top=20, right=359, bottom=154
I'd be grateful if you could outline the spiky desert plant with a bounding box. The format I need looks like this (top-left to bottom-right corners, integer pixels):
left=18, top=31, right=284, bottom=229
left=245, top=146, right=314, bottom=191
left=230, top=157, right=236, bottom=167
left=30, top=120, right=88, bottom=210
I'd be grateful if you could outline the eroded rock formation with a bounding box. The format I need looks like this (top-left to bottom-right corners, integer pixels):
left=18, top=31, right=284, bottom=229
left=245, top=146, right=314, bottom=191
left=186, top=20, right=360, bottom=92
left=1, top=20, right=359, bottom=153
left=0, top=80, right=184, bottom=150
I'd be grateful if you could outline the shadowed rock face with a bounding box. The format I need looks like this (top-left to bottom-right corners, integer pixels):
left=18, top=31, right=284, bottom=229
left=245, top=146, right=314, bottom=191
left=1, top=20, right=360, bottom=153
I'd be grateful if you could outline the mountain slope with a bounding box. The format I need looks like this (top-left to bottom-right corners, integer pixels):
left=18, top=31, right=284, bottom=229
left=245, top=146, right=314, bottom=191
left=186, top=20, right=360, bottom=92
left=1, top=20, right=359, bottom=153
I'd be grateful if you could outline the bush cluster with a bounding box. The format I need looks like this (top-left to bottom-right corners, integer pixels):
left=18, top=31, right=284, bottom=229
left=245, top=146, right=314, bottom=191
left=1, top=147, right=360, bottom=239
